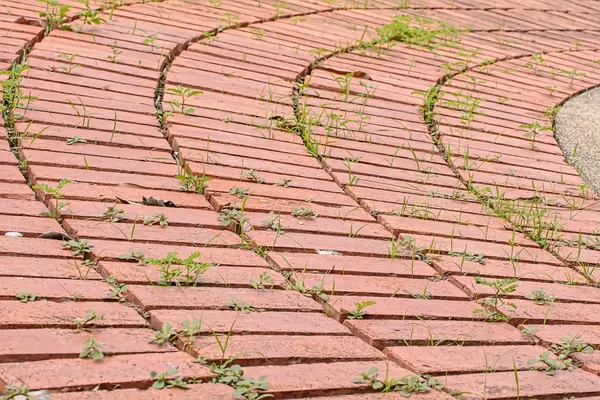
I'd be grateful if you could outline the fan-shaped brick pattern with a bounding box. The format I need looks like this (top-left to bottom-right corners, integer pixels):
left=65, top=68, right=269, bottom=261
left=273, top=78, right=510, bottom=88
left=2, top=0, right=600, bottom=398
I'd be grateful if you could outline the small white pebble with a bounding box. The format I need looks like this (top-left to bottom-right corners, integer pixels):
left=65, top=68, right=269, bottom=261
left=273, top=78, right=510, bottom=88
left=5, top=232, right=23, bottom=237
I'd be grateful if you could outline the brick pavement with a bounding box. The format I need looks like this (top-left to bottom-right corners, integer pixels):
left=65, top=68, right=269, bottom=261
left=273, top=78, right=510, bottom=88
left=2, top=0, right=600, bottom=398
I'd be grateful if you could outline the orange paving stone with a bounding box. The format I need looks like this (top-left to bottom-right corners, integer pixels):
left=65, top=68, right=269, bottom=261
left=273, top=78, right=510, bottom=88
left=2, top=0, right=600, bottom=398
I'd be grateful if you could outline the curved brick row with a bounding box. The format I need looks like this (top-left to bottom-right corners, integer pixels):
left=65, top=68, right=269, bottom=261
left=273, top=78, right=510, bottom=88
left=3, top=0, right=600, bottom=398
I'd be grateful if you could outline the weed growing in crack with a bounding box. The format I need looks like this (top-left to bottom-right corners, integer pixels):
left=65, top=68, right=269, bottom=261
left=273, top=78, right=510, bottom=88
left=0, top=384, right=31, bottom=400
left=150, top=322, right=178, bottom=345
left=473, top=277, right=517, bottom=322
left=73, top=309, right=103, bottom=329
left=250, top=272, right=275, bottom=289
left=117, top=248, right=145, bottom=263
left=37, top=0, right=71, bottom=34
left=346, top=300, right=376, bottom=319
left=151, top=367, right=189, bottom=390
left=58, top=52, right=81, bottom=74
left=354, top=365, right=444, bottom=395
left=145, top=252, right=212, bottom=286
left=447, top=250, right=487, bottom=264
left=141, top=213, right=168, bottom=227
left=227, top=298, right=264, bottom=314
left=167, top=85, right=203, bottom=114
left=291, top=207, right=317, bottom=219
left=1, top=61, right=36, bottom=143
left=103, top=205, right=125, bottom=222
left=16, top=292, right=36, bottom=303
left=525, top=289, right=555, bottom=305
left=33, top=179, right=71, bottom=221
left=518, top=121, right=552, bottom=150
left=79, top=337, right=104, bottom=360
left=176, top=165, right=211, bottom=194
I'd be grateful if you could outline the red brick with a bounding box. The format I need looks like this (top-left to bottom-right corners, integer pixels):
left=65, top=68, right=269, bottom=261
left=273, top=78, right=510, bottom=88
left=90, top=240, right=268, bottom=266
left=500, top=299, right=600, bottom=324
left=385, top=345, right=546, bottom=375
left=326, top=296, right=478, bottom=321
left=48, top=384, right=234, bottom=399
left=150, top=310, right=350, bottom=336
left=0, top=256, right=102, bottom=280
left=64, top=220, right=239, bottom=246
left=243, top=361, right=414, bottom=397
left=127, top=285, right=320, bottom=312
left=443, top=369, right=600, bottom=399
left=0, top=301, right=146, bottom=328
left=190, top=334, right=383, bottom=365
left=298, top=274, right=468, bottom=299
left=0, top=328, right=173, bottom=362
left=345, top=319, right=526, bottom=348
left=0, top=353, right=212, bottom=392
left=0, top=277, right=113, bottom=301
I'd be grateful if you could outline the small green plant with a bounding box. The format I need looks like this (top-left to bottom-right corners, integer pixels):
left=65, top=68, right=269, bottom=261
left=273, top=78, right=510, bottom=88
left=117, top=248, right=145, bottom=263
left=346, top=300, right=376, bottom=320
left=552, top=335, right=594, bottom=359
left=16, top=292, right=36, bottom=303
left=0, top=384, right=31, bottom=400
left=353, top=366, right=444, bottom=395
left=141, top=213, right=168, bottom=227
left=58, top=52, right=81, bottom=73
left=145, top=252, right=212, bottom=286
left=244, top=169, right=264, bottom=184
left=37, top=0, right=71, bottom=34
left=210, top=357, right=272, bottom=399
left=521, top=325, right=540, bottom=344
left=528, top=352, right=573, bottom=375
left=102, top=205, right=125, bottom=222
left=75, top=0, right=105, bottom=28
left=63, top=239, right=93, bottom=257
left=229, top=187, right=250, bottom=199
left=167, top=85, right=203, bottom=115
left=150, top=322, right=178, bottom=345
left=519, top=121, right=552, bottom=150
left=227, top=298, right=263, bottom=314
left=219, top=208, right=248, bottom=232
left=447, top=250, right=487, bottom=264
left=105, top=40, right=122, bottom=63
left=33, top=179, right=71, bottom=220
left=250, top=272, right=275, bottom=289
left=79, top=337, right=104, bottom=360
left=261, top=217, right=284, bottom=231
left=525, top=289, right=555, bottom=305
left=66, top=136, right=87, bottom=145
left=150, top=367, right=189, bottom=389
left=176, top=166, right=211, bottom=194
left=73, top=309, right=103, bottom=329
left=473, top=277, right=517, bottom=322
left=291, top=207, right=317, bottom=219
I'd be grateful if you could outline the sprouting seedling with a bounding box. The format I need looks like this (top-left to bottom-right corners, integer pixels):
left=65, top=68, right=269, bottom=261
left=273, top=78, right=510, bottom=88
left=66, top=136, right=87, bottom=145
left=33, top=178, right=71, bottom=221
left=353, top=365, right=444, bottom=394
left=525, top=289, right=555, bottom=305
left=244, top=169, right=264, bottom=184
left=63, top=239, right=93, bottom=257
left=0, top=384, right=32, bottom=400
left=58, top=53, right=81, bottom=74
left=291, top=207, right=317, bottom=219
left=521, top=325, right=540, bottom=344
left=552, top=335, right=594, bottom=360
left=333, top=72, right=354, bottom=102
left=145, top=252, right=212, bottom=286
left=106, top=41, right=122, bottom=63
left=346, top=300, right=376, bottom=320
left=218, top=12, right=240, bottom=26
left=37, top=0, right=71, bottom=34
left=141, top=213, right=168, bottom=227
left=74, top=0, right=105, bottom=29
left=447, top=250, right=487, bottom=264
left=167, top=85, right=203, bottom=115
left=226, top=298, right=264, bottom=314
left=473, top=277, right=518, bottom=322
left=251, top=28, right=265, bottom=39
left=150, top=322, right=178, bottom=345
left=117, top=248, right=145, bottom=263
left=150, top=367, right=189, bottom=390
left=261, top=216, right=284, bottom=231
left=102, top=205, right=125, bottom=222
left=176, top=166, right=212, bottom=194
left=518, top=121, right=552, bottom=150
left=528, top=352, right=573, bottom=375
left=73, top=309, right=103, bottom=329
left=229, top=187, right=250, bottom=199
left=250, top=272, right=275, bottom=289
left=79, top=338, right=104, bottom=360
left=16, top=292, right=36, bottom=303
left=219, top=208, right=249, bottom=233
